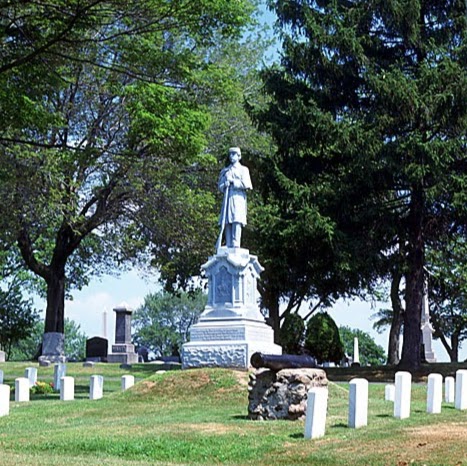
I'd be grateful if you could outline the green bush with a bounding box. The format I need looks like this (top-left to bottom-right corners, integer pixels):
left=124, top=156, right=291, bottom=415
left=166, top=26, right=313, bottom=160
left=279, top=313, right=305, bottom=354
left=304, top=312, right=344, bottom=364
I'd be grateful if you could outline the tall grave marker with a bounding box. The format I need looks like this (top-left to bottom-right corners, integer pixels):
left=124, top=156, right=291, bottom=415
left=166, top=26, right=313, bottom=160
left=107, top=302, right=138, bottom=364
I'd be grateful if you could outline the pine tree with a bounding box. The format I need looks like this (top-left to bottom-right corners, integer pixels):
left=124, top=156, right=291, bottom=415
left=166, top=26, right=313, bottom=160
left=255, top=0, right=467, bottom=369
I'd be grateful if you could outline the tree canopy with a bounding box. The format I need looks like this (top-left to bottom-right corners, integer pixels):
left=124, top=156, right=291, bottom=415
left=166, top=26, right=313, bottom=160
left=254, top=0, right=467, bottom=369
left=0, top=0, right=258, bottom=355
left=339, top=326, right=386, bottom=366
left=132, top=290, right=206, bottom=357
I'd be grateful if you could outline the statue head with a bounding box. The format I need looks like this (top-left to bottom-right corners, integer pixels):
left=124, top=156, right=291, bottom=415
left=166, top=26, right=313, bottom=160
left=228, top=147, right=241, bottom=163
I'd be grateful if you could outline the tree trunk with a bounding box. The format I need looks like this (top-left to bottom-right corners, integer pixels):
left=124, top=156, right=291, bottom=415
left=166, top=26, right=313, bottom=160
left=450, top=333, right=459, bottom=362
left=388, top=269, right=403, bottom=365
left=44, top=270, right=66, bottom=334
left=262, top=288, right=281, bottom=343
left=399, top=188, right=424, bottom=371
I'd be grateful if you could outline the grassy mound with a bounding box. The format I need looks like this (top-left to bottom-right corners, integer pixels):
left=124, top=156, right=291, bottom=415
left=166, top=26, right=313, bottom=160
left=127, top=368, right=248, bottom=401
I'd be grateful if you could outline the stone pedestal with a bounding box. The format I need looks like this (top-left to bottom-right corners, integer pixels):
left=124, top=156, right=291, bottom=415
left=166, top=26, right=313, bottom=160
left=182, top=247, right=281, bottom=369
left=39, top=332, right=66, bottom=364
left=107, top=303, right=138, bottom=364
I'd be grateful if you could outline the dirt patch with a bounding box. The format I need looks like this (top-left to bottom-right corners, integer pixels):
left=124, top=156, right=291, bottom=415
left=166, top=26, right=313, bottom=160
left=175, top=422, right=252, bottom=435
left=407, top=422, right=467, bottom=441
left=132, top=380, right=157, bottom=395
left=233, top=370, right=249, bottom=387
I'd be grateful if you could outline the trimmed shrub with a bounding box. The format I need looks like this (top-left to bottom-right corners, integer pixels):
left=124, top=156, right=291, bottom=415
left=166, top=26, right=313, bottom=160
left=304, top=312, right=344, bottom=364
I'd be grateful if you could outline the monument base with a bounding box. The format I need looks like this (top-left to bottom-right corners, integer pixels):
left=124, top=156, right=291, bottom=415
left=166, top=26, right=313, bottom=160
left=182, top=319, right=281, bottom=370
left=40, top=332, right=66, bottom=363
left=107, top=352, right=139, bottom=364
left=182, top=247, right=282, bottom=369
left=107, top=343, right=138, bottom=364
left=424, top=351, right=437, bottom=363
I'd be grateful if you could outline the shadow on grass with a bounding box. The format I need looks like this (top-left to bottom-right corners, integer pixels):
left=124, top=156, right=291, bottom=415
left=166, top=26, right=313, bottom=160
left=231, top=414, right=250, bottom=420
left=331, top=422, right=348, bottom=428
left=124, top=364, right=182, bottom=373
left=290, top=432, right=304, bottom=439
left=376, top=414, right=391, bottom=418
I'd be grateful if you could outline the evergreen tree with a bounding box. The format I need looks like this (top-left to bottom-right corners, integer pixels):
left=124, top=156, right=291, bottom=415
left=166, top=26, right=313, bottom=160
left=304, top=312, right=344, bottom=364
left=279, top=312, right=305, bottom=353
left=254, top=0, right=467, bottom=369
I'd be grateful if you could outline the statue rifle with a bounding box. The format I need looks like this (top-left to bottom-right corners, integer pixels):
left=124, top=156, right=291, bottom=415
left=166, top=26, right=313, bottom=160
left=216, top=183, right=229, bottom=254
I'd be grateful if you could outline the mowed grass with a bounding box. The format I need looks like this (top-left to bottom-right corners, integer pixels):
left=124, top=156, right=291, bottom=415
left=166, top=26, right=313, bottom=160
left=0, top=363, right=466, bottom=465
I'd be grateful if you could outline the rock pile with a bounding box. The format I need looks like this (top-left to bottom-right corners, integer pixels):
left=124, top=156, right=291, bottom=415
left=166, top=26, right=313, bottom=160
left=248, top=368, right=328, bottom=420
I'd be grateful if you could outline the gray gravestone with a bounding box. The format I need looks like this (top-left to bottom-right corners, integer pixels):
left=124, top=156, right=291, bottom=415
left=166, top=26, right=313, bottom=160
left=86, top=337, right=108, bottom=362
left=39, top=332, right=66, bottom=364
left=53, top=363, right=67, bottom=391
left=107, top=303, right=138, bottom=364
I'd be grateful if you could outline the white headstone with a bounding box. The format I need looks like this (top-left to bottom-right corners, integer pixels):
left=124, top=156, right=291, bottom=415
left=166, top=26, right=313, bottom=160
left=445, top=376, right=455, bottom=403
left=348, top=378, right=368, bottom=428
left=0, top=351, right=5, bottom=362
left=24, top=367, right=38, bottom=388
left=304, top=387, right=328, bottom=439
left=353, top=337, right=360, bottom=365
left=53, top=363, right=67, bottom=391
left=0, top=369, right=3, bottom=384
left=394, top=371, right=411, bottom=419
left=90, top=375, right=104, bottom=400
left=455, top=369, right=467, bottom=410
left=385, top=384, right=395, bottom=402
left=0, top=384, right=10, bottom=416
left=121, top=375, right=135, bottom=391
left=15, top=377, right=30, bottom=402
left=427, top=373, right=442, bottom=414
left=60, top=376, right=74, bottom=401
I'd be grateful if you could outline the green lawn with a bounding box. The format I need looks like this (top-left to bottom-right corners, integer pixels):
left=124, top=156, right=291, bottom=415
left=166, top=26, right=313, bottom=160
left=0, top=363, right=466, bottom=465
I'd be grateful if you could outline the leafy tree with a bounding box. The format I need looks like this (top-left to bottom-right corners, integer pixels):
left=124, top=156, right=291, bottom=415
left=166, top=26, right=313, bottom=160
left=0, top=280, right=40, bottom=359
left=9, top=320, right=44, bottom=361
left=0, top=1, right=256, bottom=356
left=9, top=318, right=87, bottom=361
left=279, top=312, right=305, bottom=354
left=151, top=14, right=277, bottom=291
left=132, top=290, right=206, bottom=357
left=64, top=318, right=87, bottom=361
left=254, top=0, right=467, bottom=369
left=304, top=312, right=344, bottom=364
left=339, top=326, right=386, bottom=367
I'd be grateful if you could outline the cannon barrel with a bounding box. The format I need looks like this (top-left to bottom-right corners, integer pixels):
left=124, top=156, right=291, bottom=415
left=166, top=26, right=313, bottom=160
left=250, top=352, right=318, bottom=370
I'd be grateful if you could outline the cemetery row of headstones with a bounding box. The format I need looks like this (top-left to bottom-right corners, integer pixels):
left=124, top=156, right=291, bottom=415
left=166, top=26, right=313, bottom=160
left=0, top=365, right=136, bottom=417
left=304, top=369, right=467, bottom=439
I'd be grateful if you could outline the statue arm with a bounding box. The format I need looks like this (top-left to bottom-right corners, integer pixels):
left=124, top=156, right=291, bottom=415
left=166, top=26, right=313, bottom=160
left=218, top=168, right=229, bottom=192
left=232, top=166, right=252, bottom=190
